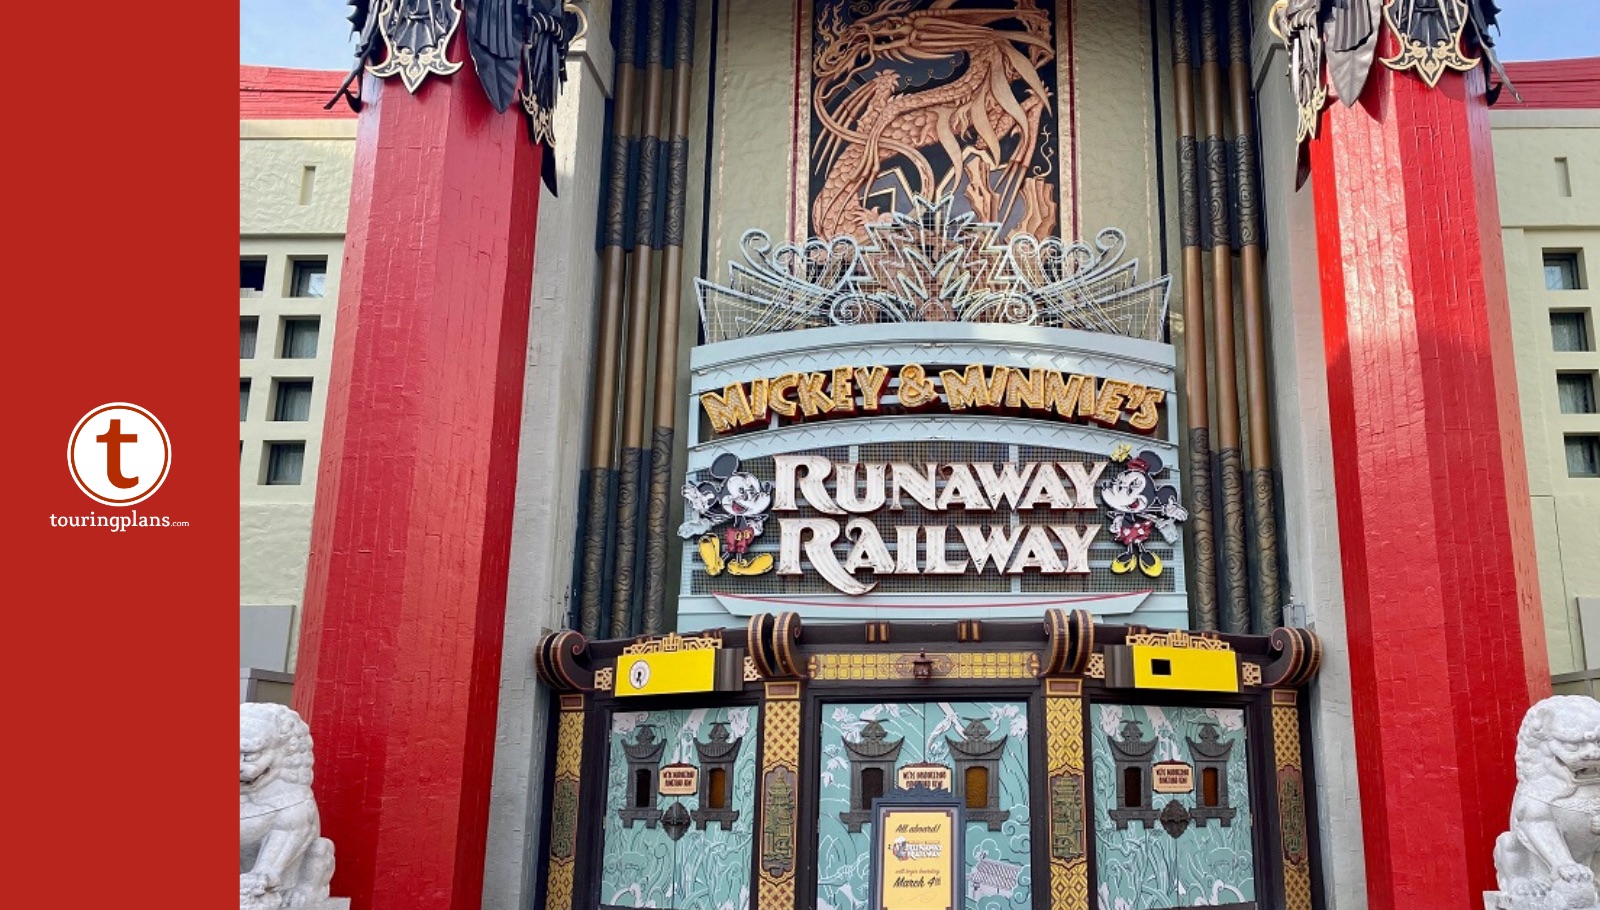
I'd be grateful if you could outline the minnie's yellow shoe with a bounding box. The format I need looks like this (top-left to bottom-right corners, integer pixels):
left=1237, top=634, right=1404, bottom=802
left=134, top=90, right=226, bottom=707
left=1111, top=552, right=1136, bottom=575
left=699, top=536, right=725, bottom=576
left=728, top=553, right=774, bottom=576
left=1138, top=551, right=1163, bottom=578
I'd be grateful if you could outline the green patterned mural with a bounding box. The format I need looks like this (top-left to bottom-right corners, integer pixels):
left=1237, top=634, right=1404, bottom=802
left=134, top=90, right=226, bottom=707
left=599, top=706, right=759, bottom=909
left=815, top=701, right=1032, bottom=910
left=1089, top=704, right=1255, bottom=909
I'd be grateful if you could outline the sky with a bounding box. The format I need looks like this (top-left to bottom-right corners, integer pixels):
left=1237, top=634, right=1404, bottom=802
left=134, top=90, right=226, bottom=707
left=241, top=0, right=1598, bottom=71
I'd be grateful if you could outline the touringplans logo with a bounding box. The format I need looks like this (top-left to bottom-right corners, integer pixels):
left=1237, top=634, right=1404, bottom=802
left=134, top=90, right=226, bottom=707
left=54, top=402, right=187, bottom=531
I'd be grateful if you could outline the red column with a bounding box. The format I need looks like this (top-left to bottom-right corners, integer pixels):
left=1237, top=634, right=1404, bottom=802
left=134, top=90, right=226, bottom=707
left=292, top=62, right=541, bottom=910
left=1310, top=62, right=1550, bottom=906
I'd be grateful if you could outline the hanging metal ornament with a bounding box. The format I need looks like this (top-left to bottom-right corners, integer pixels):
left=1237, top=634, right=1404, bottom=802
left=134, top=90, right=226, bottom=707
left=1268, top=0, right=1328, bottom=145
left=367, top=0, right=465, bottom=93
left=466, top=0, right=525, bottom=113
left=1323, top=0, right=1381, bottom=105
left=521, top=1, right=574, bottom=150
left=1380, top=0, right=1478, bottom=88
left=326, top=0, right=576, bottom=194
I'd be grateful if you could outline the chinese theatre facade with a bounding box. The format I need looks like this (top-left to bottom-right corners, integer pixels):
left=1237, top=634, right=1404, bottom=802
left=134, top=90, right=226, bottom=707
left=292, top=2, right=1550, bottom=910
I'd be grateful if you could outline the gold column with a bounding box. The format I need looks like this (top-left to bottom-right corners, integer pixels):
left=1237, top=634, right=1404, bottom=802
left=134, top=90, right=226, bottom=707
left=757, top=679, right=802, bottom=909
left=1271, top=689, right=1313, bottom=910
left=1044, top=677, right=1089, bottom=910
left=543, top=693, right=587, bottom=910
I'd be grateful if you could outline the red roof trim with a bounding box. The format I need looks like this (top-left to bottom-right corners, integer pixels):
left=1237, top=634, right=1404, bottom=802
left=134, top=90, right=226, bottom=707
left=240, top=65, right=355, bottom=120
left=1498, top=57, right=1600, bottom=110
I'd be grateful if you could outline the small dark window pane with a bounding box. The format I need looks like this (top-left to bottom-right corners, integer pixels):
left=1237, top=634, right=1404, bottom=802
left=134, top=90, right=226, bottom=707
left=1545, top=253, right=1582, bottom=290
left=860, top=767, right=884, bottom=808
left=240, top=380, right=251, bottom=421
left=265, top=442, right=306, bottom=485
left=241, top=257, right=266, bottom=292
left=291, top=258, right=328, bottom=298
left=1149, top=658, right=1172, bottom=676
left=1568, top=435, right=1600, bottom=478
left=1201, top=767, right=1220, bottom=807
left=633, top=769, right=653, bottom=808
left=241, top=318, right=258, bottom=359
left=708, top=768, right=728, bottom=809
left=281, top=318, right=320, bottom=359
left=1123, top=767, right=1143, bottom=809
left=1559, top=374, right=1597, bottom=414
left=274, top=380, right=314, bottom=421
left=1552, top=312, right=1592, bottom=352
left=964, top=766, right=988, bottom=810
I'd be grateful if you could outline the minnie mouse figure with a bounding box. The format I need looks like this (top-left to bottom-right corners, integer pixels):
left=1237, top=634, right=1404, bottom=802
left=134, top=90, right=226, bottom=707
left=1098, top=448, right=1188, bottom=578
left=678, top=452, right=775, bottom=577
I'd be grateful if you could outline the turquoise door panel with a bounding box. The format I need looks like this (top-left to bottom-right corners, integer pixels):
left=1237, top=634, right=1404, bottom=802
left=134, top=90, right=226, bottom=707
left=1090, top=704, right=1255, bottom=909
left=599, top=706, right=760, bottom=910
left=816, top=702, right=1032, bottom=910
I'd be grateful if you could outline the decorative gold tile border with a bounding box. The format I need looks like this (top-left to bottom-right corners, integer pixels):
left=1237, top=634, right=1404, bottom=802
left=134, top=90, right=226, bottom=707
left=544, top=694, right=585, bottom=910
left=1242, top=661, right=1263, bottom=687
left=758, top=681, right=801, bottom=908
left=621, top=630, right=722, bottom=655
left=1046, top=690, right=1088, bottom=910
left=592, top=666, right=614, bottom=693
left=805, top=651, right=1040, bottom=681
left=1273, top=704, right=1312, bottom=910
left=1085, top=653, right=1106, bottom=679
left=1125, top=629, right=1230, bottom=650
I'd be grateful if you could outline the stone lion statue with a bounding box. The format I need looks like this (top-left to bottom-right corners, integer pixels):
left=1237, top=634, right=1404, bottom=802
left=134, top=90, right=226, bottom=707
left=1490, top=695, right=1600, bottom=910
left=241, top=703, right=335, bottom=910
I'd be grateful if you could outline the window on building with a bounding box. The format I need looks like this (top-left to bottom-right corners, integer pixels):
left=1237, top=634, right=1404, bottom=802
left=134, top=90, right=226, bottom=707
left=1123, top=767, right=1143, bottom=809
left=241, top=317, right=259, bottom=359
left=1545, top=252, right=1583, bottom=290
left=273, top=380, right=314, bottom=421
left=1567, top=435, right=1600, bottom=478
left=633, top=770, right=653, bottom=809
left=707, top=768, right=728, bottom=810
left=241, top=257, right=266, bottom=294
left=265, top=442, right=306, bottom=485
left=964, top=766, right=988, bottom=810
left=1552, top=311, right=1592, bottom=352
left=1559, top=373, right=1597, bottom=415
left=1201, top=767, right=1220, bottom=808
left=290, top=258, right=328, bottom=298
left=280, top=317, right=320, bottom=359
left=240, top=380, right=251, bottom=421
left=860, top=767, right=885, bottom=807
left=1556, top=158, right=1572, bottom=198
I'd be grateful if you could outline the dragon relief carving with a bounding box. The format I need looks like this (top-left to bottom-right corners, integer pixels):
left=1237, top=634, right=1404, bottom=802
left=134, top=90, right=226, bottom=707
left=810, top=0, right=1058, bottom=241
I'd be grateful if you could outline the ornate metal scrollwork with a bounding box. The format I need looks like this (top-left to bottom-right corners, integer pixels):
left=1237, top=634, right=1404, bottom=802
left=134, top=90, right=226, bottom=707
left=697, top=195, right=1170, bottom=344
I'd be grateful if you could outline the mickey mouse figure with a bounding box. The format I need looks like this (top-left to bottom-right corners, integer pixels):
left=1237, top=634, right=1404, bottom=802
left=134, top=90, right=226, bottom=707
left=1098, top=446, right=1188, bottom=578
left=678, top=452, right=775, bottom=577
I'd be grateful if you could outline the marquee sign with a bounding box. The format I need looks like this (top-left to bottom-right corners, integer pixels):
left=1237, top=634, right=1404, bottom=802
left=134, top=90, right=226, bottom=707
left=699, top=363, right=1165, bottom=435
left=678, top=195, right=1185, bottom=629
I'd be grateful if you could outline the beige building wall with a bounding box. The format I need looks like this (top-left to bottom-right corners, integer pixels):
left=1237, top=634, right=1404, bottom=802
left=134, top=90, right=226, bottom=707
left=1492, top=106, right=1600, bottom=694
left=239, top=118, right=356, bottom=673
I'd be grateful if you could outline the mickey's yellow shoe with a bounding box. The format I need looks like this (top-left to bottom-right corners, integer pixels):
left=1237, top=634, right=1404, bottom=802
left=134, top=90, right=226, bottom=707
left=728, top=553, right=774, bottom=576
left=1111, top=553, right=1136, bottom=575
left=699, top=536, right=725, bottom=576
